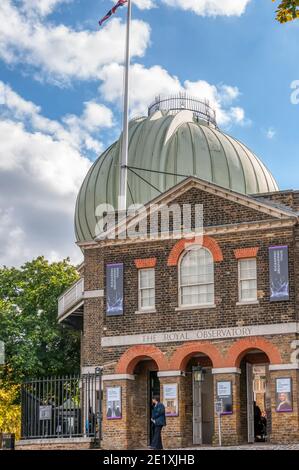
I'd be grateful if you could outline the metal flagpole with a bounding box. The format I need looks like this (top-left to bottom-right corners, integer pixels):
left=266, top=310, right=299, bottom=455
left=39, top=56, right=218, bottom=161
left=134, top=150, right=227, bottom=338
left=119, top=0, right=131, bottom=213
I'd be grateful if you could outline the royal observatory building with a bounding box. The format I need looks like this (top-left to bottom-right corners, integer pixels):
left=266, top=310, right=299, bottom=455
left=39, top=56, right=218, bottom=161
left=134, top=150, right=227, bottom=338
left=56, top=94, right=299, bottom=449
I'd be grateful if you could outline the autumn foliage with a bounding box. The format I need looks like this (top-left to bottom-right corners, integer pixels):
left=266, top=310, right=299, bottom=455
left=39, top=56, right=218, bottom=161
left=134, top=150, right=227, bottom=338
left=273, top=0, right=299, bottom=22
left=0, top=383, right=21, bottom=439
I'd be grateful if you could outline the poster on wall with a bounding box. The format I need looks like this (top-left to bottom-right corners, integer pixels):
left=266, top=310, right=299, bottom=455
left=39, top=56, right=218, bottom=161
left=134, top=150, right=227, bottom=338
left=106, top=263, right=124, bottom=316
left=269, top=246, right=289, bottom=302
left=163, top=383, right=178, bottom=417
left=217, top=381, right=233, bottom=415
left=39, top=405, right=52, bottom=421
left=106, top=386, right=122, bottom=419
left=276, top=378, right=293, bottom=412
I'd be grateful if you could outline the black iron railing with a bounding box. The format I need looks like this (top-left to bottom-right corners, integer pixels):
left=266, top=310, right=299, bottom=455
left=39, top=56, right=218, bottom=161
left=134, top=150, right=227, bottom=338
left=148, top=93, right=217, bottom=128
left=21, top=372, right=102, bottom=441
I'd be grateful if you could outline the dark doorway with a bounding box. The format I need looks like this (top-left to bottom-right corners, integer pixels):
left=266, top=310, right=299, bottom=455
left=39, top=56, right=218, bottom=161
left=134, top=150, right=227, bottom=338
left=239, top=351, right=271, bottom=444
left=149, top=371, right=160, bottom=444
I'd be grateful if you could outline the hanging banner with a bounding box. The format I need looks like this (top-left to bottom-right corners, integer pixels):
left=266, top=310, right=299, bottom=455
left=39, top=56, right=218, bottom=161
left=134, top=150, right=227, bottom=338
left=106, top=386, right=122, bottom=419
left=216, top=381, right=233, bottom=415
left=106, top=263, right=124, bottom=316
left=276, top=378, right=293, bottom=413
left=269, top=246, right=289, bottom=302
left=163, top=383, right=178, bottom=417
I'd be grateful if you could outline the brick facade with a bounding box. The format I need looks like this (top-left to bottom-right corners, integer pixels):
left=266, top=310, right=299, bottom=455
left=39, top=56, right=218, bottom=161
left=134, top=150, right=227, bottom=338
left=78, top=181, right=299, bottom=449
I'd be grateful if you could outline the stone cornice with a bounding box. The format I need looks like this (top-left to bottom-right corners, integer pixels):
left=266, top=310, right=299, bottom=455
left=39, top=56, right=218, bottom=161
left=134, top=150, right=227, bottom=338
left=78, top=217, right=296, bottom=249
left=95, top=177, right=297, bottom=242
left=101, top=322, right=298, bottom=348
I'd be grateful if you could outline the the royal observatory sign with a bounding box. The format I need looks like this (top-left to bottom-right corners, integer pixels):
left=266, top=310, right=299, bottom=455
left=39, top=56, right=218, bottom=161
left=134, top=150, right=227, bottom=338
left=106, top=263, right=124, bottom=316
left=101, top=322, right=296, bottom=347
left=269, top=246, right=289, bottom=302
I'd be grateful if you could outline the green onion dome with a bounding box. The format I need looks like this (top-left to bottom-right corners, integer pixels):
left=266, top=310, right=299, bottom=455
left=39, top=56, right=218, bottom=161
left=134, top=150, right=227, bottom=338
left=75, top=95, right=278, bottom=242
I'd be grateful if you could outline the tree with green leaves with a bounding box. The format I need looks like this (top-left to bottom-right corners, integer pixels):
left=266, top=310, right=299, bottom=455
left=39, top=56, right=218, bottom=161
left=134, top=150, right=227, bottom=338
left=273, top=0, right=299, bottom=22
left=0, top=256, right=80, bottom=383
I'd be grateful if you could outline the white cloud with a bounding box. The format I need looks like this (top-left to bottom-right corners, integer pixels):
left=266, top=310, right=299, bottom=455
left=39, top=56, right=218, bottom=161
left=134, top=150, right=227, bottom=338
left=0, top=82, right=120, bottom=266
left=21, top=0, right=72, bottom=16
left=0, top=2, right=252, bottom=266
left=0, top=1, right=150, bottom=84
left=162, top=0, right=252, bottom=17
left=133, top=0, right=156, bottom=9
left=266, top=127, right=276, bottom=139
left=0, top=81, right=113, bottom=155
left=0, top=118, right=87, bottom=266
left=99, top=63, right=247, bottom=127
left=100, top=62, right=181, bottom=115
left=0, top=81, right=40, bottom=117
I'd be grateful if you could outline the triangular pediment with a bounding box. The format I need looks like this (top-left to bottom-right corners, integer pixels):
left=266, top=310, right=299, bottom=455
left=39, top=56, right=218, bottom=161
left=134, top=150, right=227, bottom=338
left=82, top=177, right=297, bottom=247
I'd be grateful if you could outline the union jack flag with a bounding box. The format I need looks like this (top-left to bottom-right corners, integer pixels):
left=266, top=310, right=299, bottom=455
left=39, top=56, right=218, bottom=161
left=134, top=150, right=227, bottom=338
left=99, top=0, right=128, bottom=26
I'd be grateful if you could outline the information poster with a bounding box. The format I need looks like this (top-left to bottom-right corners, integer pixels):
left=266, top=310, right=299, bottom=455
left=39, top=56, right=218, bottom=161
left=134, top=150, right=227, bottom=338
left=276, top=378, right=292, bottom=412
left=163, top=383, right=178, bottom=417
left=269, top=246, right=289, bottom=302
left=217, top=381, right=233, bottom=415
left=106, top=386, right=122, bottom=420
left=106, top=263, right=124, bottom=316
left=39, top=405, right=52, bottom=421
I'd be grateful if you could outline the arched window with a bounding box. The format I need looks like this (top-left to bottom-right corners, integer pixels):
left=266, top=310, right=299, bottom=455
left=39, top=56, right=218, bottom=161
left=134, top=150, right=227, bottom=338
left=179, top=247, right=214, bottom=307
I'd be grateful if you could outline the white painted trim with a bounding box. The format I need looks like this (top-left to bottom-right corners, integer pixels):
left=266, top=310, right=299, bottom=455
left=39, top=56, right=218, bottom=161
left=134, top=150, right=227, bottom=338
left=238, top=258, right=257, bottom=304
left=58, top=300, right=84, bottom=323
left=135, top=309, right=157, bottom=315
left=236, top=301, right=259, bottom=306
left=177, top=246, right=215, bottom=311
left=101, top=322, right=297, bottom=348
left=175, top=304, right=216, bottom=312
left=97, top=177, right=297, bottom=243
left=138, top=268, right=156, bottom=312
left=269, top=364, right=299, bottom=371
left=16, top=437, right=94, bottom=446
left=157, top=371, right=183, bottom=377
left=80, top=218, right=296, bottom=249
left=212, top=368, right=241, bottom=375
left=84, top=289, right=104, bottom=299
left=81, top=366, right=103, bottom=375
left=102, top=374, right=135, bottom=381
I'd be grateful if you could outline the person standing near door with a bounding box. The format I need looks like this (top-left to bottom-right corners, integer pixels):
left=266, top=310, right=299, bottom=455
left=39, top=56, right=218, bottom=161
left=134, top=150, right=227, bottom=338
left=150, top=396, right=166, bottom=449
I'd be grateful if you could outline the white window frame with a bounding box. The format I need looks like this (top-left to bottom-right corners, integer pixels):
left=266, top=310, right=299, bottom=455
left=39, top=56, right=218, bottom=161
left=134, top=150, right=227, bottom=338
left=138, top=268, right=155, bottom=312
left=238, top=257, right=257, bottom=303
left=178, top=246, right=215, bottom=308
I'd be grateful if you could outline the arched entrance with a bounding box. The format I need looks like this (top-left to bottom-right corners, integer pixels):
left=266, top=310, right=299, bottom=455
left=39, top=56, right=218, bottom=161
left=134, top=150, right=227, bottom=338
left=170, top=343, right=219, bottom=447
left=186, top=354, right=214, bottom=446
left=132, top=358, right=160, bottom=448
left=116, top=345, right=168, bottom=449
left=239, top=349, right=271, bottom=444
left=226, top=337, right=282, bottom=444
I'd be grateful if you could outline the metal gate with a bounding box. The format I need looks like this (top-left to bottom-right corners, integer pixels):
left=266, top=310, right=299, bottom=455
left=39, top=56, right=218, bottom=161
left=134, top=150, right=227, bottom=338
left=21, top=371, right=102, bottom=441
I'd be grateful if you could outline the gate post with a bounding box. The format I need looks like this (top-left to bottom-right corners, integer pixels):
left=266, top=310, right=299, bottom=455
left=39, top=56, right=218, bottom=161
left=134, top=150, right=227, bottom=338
left=101, top=375, right=135, bottom=450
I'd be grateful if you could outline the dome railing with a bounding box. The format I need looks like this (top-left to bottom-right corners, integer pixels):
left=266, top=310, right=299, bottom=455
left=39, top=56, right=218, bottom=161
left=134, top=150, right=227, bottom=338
left=148, top=93, right=217, bottom=128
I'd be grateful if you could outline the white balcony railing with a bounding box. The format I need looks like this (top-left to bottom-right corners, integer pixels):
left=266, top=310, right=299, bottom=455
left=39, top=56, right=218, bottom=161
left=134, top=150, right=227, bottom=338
left=58, top=278, right=84, bottom=319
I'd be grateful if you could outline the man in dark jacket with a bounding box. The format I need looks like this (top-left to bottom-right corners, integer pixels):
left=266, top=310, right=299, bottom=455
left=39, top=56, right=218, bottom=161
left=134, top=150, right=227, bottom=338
left=150, top=396, right=166, bottom=450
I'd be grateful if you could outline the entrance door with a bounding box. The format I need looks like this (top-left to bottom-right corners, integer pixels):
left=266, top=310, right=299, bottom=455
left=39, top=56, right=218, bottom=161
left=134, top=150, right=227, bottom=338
left=149, top=371, right=160, bottom=444
left=201, top=369, right=214, bottom=444
left=246, top=363, right=254, bottom=443
left=192, top=371, right=202, bottom=445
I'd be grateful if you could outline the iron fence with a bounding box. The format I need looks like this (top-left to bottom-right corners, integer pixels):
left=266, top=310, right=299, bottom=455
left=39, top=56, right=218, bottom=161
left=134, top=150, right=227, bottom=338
left=148, top=93, right=217, bottom=128
left=21, top=371, right=102, bottom=441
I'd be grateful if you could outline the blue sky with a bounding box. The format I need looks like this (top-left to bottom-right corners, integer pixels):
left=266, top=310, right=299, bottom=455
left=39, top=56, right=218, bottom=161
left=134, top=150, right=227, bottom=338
left=0, top=0, right=298, bottom=266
